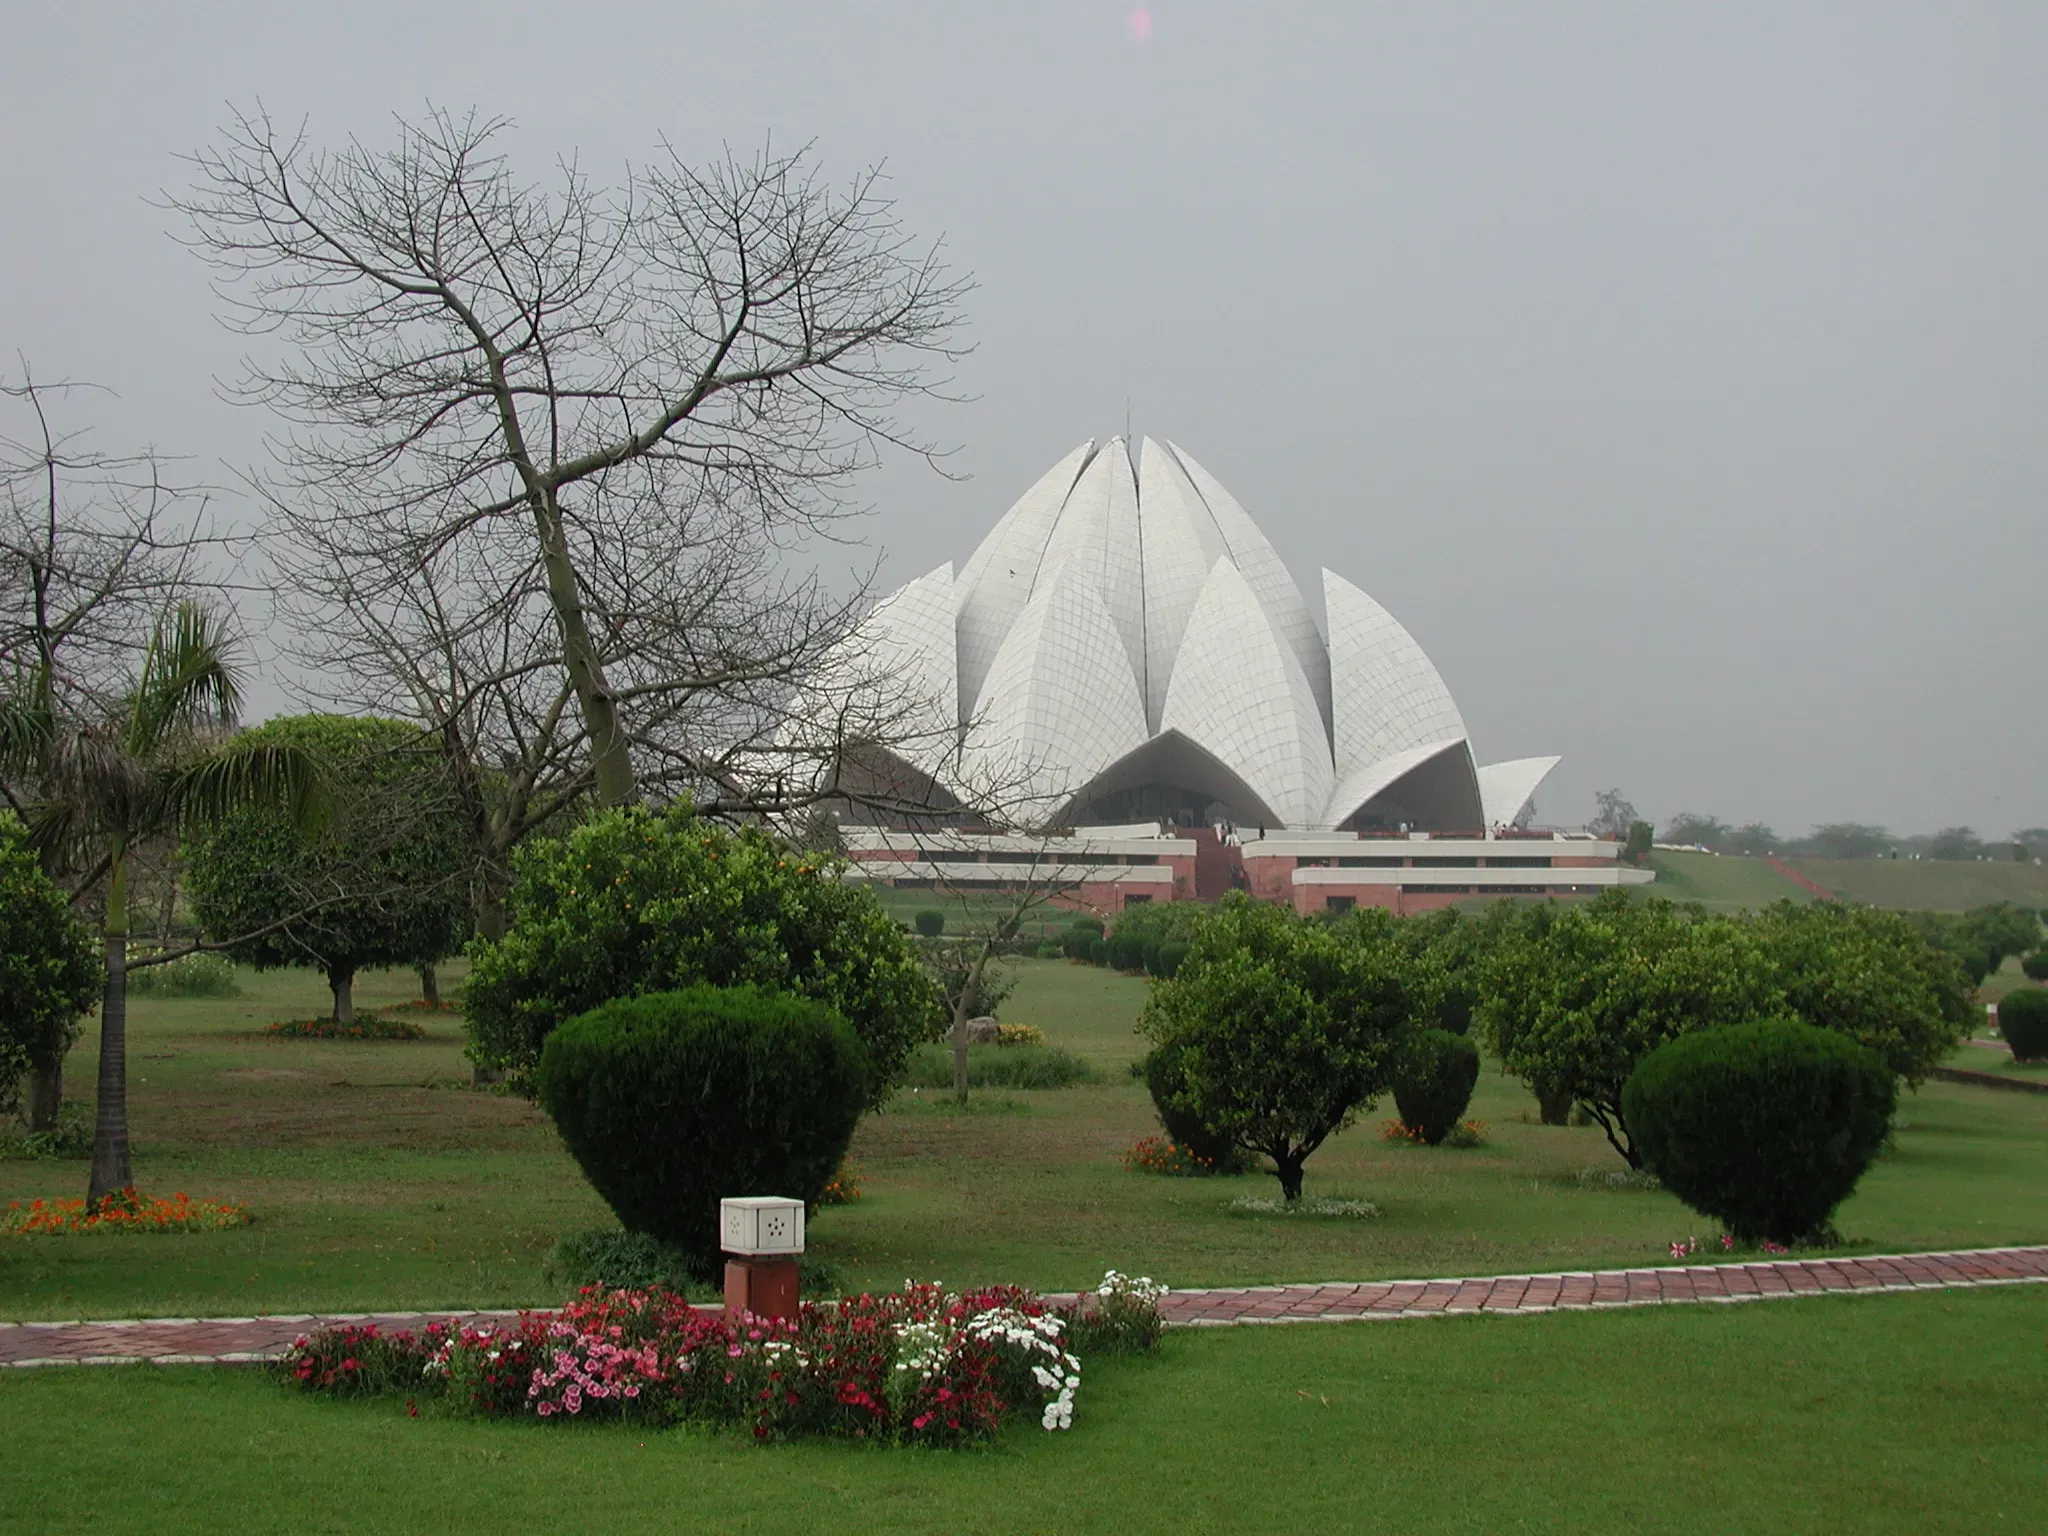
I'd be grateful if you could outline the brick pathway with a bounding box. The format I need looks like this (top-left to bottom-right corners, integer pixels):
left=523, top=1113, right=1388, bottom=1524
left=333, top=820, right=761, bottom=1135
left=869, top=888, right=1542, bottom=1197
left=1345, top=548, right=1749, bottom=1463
left=2, top=1247, right=2042, bottom=1368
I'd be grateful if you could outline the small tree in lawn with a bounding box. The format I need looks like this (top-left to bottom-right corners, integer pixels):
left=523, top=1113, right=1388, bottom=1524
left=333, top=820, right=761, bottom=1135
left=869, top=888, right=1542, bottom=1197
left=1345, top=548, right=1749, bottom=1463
left=905, top=828, right=1092, bottom=1105
left=1477, top=891, right=1781, bottom=1168
left=0, top=814, right=102, bottom=1121
left=1140, top=895, right=1419, bottom=1202
left=182, top=715, right=470, bottom=1023
left=1744, top=899, right=1971, bottom=1085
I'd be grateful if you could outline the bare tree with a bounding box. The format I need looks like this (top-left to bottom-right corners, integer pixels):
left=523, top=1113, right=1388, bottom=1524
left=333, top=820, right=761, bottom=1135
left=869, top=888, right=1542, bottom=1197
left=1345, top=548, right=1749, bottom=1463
left=862, top=826, right=1096, bottom=1104
left=173, top=107, right=969, bottom=815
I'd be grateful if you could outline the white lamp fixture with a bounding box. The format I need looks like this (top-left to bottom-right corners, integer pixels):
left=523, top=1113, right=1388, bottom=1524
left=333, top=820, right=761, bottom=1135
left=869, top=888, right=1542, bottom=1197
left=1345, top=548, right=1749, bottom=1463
left=720, top=1196, right=805, bottom=1258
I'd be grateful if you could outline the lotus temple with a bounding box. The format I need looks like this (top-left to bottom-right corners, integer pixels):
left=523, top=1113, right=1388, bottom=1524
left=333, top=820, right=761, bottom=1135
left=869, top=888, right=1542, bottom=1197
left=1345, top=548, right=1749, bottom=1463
left=802, top=436, right=1652, bottom=915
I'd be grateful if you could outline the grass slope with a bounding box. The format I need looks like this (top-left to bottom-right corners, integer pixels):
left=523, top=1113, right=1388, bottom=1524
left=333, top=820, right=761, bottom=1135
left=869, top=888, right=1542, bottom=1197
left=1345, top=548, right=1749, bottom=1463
left=1787, top=858, right=2048, bottom=912
left=1643, top=850, right=1814, bottom=912
left=2, top=1287, right=2042, bottom=1534
left=6, top=959, right=2046, bottom=1321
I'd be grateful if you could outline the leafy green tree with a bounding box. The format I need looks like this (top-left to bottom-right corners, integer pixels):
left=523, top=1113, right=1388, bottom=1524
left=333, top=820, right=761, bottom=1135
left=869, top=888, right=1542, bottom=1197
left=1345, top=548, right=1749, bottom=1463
left=1899, top=911, right=1994, bottom=987
left=1924, top=827, right=1984, bottom=862
left=1660, top=813, right=1731, bottom=850
left=1140, top=895, right=1423, bottom=1201
left=1725, top=822, right=1780, bottom=857
left=1589, top=788, right=1638, bottom=840
left=0, top=602, right=323, bottom=1201
left=1744, top=901, right=1970, bottom=1085
left=1476, top=892, right=1782, bottom=1167
left=1624, top=819, right=1654, bottom=866
left=0, top=815, right=101, bottom=1122
left=182, top=715, right=470, bottom=1023
left=1799, top=823, right=1891, bottom=860
left=1959, top=903, right=2042, bottom=976
left=464, top=804, right=942, bottom=1102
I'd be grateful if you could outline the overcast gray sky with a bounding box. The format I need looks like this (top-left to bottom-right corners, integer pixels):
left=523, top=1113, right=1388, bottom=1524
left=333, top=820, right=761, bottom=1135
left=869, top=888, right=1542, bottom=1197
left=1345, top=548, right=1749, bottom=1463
left=5, top=2, right=2043, bottom=837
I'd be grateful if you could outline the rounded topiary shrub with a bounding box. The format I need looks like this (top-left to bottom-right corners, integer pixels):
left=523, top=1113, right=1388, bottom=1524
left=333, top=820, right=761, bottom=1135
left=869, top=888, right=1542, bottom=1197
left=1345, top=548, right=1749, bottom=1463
left=1391, top=1028, right=1480, bottom=1145
left=1152, top=940, right=1189, bottom=980
left=1142, top=1048, right=1242, bottom=1173
left=1083, top=934, right=1109, bottom=967
left=1622, top=1019, right=1895, bottom=1245
left=1998, top=987, right=2048, bottom=1062
left=2020, top=951, right=2048, bottom=983
left=913, top=909, right=945, bottom=938
left=535, top=984, right=869, bottom=1274
left=1107, top=931, right=1147, bottom=973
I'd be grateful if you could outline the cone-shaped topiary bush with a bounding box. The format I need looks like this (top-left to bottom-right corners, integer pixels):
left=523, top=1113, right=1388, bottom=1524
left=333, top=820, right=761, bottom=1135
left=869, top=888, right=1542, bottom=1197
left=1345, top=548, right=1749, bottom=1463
left=1391, top=1028, right=1481, bottom=1145
left=535, top=984, right=869, bottom=1275
left=1622, top=1019, right=1895, bottom=1245
left=1998, top=987, right=2048, bottom=1062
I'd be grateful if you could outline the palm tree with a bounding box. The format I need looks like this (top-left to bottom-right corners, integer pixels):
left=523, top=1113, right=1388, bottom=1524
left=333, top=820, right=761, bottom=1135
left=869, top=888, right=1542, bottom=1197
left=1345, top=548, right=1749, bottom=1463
left=2, top=602, right=323, bottom=1203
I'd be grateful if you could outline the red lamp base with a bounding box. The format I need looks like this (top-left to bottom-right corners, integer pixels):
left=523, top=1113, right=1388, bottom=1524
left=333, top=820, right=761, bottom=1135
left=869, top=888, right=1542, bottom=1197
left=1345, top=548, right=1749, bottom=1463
left=723, top=1256, right=800, bottom=1321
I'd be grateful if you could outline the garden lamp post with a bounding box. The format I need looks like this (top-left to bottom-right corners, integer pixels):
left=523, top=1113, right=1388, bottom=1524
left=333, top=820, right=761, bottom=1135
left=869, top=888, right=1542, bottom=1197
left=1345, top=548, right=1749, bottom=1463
left=720, top=1196, right=804, bottom=1321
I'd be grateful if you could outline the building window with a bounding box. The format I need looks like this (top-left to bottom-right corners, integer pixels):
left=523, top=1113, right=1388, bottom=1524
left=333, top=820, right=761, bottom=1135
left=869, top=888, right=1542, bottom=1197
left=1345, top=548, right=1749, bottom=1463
left=1325, top=895, right=1355, bottom=913
left=1123, top=893, right=1152, bottom=907
left=1404, top=884, right=1470, bottom=895
left=1336, top=857, right=1402, bottom=868
left=1483, top=857, right=1550, bottom=869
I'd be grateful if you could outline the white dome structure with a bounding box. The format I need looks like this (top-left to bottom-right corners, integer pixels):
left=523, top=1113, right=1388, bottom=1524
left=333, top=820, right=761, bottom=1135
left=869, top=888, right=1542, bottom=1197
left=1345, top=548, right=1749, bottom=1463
left=810, top=437, right=1558, bottom=832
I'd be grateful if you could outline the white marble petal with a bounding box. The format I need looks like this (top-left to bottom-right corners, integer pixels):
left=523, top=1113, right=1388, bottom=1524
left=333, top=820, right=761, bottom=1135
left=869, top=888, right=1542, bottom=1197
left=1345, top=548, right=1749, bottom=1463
left=1477, top=756, right=1562, bottom=827
left=1321, top=738, right=1468, bottom=830
left=1166, top=441, right=1332, bottom=732
left=961, top=560, right=1149, bottom=816
left=1161, top=561, right=1334, bottom=828
left=1324, top=570, right=1468, bottom=781
left=1136, top=437, right=1229, bottom=732
left=954, top=440, right=1097, bottom=720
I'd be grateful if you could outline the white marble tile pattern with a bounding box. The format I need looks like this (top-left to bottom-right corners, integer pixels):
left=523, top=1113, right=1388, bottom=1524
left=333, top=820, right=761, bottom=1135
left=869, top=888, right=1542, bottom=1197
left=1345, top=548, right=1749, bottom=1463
left=1323, top=570, right=1469, bottom=779
left=1160, top=561, right=1334, bottom=828
left=954, top=440, right=1097, bottom=720
left=1166, top=441, right=1334, bottom=732
left=1136, top=438, right=1229, bottom=732
left=963, top=561, right=1150, bottom=813
left=1476, top=756, right=1562, bottom=827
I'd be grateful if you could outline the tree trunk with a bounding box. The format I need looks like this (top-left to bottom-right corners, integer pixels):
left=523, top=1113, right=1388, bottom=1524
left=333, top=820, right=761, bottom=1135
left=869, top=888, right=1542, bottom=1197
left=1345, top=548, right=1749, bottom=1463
left=327, top=963, right=357, bottom=1025
left=417, top=964, right=440, bottom=1007
left=25, top=1054, right=63, bottom=1133
left=88, top=848, right=133, bottom=1206
left=1274, top=1150, right=1306, bottom=1203
left=1535, top=1082, right=1572, bottom=1126
left=531, top=489, right=635, bottom=807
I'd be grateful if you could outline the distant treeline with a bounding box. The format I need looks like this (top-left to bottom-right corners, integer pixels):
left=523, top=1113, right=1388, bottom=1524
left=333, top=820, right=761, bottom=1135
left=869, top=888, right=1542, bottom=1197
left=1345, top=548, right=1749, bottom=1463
left=1658, top=817, right=2048, bottom=863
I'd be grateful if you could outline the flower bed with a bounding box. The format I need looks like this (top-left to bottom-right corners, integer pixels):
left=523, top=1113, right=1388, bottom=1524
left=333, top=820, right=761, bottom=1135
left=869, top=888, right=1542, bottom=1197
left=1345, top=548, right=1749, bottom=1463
left=1380, top=1118, right=1487, bottom=1148
left=2, top=1188, right=251, bottom=1235
left=1122, top=1133, right=1237, bottom=1177
left=279, top=1271, right=1166, bottom=1444
left=818, top=1161, right=864, bottom=1206
left=264, top=1017, right=426, bottom=1041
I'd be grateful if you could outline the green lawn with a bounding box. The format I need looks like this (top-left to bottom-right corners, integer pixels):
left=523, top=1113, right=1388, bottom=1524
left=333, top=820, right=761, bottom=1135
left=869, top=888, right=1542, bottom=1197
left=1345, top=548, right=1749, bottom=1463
left=1643, top=850, right=1814, bottom=912
left=5, top=958, right=2046, bottom=1322
left=1643, top=849, right=2048, bottom=915
left=1, top=1286, right=2041, bottom=1534
left=1787, top=857, right=2048, bottom=912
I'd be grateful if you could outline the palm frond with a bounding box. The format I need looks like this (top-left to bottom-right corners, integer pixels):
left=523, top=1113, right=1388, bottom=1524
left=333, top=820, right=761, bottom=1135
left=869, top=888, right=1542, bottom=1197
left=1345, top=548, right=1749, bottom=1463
left=0, top=691, right=54, bottom=778
left=171, top=739, right=331, bottom=836
left=127, top=601, right=245, bottom=756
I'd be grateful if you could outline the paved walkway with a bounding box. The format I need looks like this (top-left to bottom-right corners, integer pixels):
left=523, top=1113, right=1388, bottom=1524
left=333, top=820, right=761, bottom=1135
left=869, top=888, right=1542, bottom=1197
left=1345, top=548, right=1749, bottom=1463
left=3, top=1247, right=2043, bottom=1368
